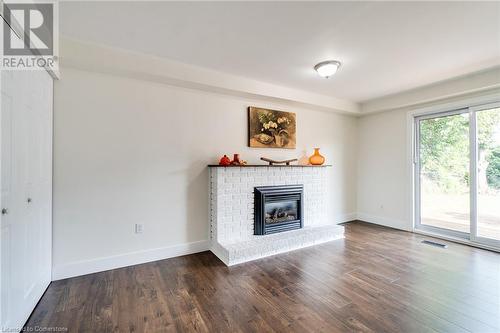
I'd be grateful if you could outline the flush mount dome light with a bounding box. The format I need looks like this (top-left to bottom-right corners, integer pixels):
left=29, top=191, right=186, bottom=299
left=314, top=60, right=341, bottom=78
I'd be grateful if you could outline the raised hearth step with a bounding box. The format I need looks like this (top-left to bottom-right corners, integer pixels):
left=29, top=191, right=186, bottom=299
left=211, top=224, right=344, bottom=266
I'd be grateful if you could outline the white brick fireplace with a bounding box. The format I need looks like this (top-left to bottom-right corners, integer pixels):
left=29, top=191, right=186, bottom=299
left=209, top=166, right=344, bottom=265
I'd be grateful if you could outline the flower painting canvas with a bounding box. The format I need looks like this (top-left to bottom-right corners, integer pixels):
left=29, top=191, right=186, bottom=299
left=248, top=107, right=296, bottom=149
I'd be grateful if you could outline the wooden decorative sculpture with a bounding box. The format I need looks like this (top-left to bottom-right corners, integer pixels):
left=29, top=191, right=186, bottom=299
left=260, top=157, right=298, bottom=165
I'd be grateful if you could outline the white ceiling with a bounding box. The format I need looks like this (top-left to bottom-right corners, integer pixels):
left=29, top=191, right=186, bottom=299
left=59, top=1, right=500, bottom=102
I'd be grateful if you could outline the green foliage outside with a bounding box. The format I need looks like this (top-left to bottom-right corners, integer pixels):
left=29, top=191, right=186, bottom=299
left=420, top=109, right=500, bottom=193
left=487, top=147, right=500, bottom=190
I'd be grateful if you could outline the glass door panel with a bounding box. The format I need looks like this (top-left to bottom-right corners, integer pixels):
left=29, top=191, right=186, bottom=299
left=418, top=112, right=470, bottom=235
left=476, top=107, right=500, bottom=242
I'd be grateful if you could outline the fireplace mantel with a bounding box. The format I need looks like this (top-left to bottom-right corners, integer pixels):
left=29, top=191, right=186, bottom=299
left=209, top=166, right=344, bottom=265
left=208, top=164, right=332, bottom=167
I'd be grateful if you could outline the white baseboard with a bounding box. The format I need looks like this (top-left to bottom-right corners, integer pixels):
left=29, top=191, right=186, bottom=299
left=52, top=240, right=209, bottom=281
left=355, top=212, right=412, bottom=231
left=50, top=212, right=359, bottom=281
left=413, top=229, right=500, bottom=253
left=335, top=212, right=357, bottom=224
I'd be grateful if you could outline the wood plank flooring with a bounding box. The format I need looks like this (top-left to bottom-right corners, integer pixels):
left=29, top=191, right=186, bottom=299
left=25, top=221, right=500, bottom=332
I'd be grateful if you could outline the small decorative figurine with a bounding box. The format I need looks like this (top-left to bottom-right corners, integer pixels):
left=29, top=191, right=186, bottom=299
left=219, top=155, right=231, bottom=166
left=222, top=154, right=247, bottom=166
left=231, top=154, right=241, bottom=165
left=298, top=150, right=310, bottom=165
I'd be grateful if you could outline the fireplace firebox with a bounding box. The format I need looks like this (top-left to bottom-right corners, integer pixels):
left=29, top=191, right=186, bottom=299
left=254, top=185, right=303, bottom=235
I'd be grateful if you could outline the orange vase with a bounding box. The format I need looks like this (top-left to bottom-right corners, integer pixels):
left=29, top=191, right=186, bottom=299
left=309, top=148, right=325, bottom=165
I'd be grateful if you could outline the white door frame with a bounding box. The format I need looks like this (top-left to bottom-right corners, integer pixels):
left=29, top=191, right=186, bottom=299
left=469, top=101, right=500, bottom=248
left=408, top=94, right=500, bottom=250
left=414, top=108, right=470, bottom=240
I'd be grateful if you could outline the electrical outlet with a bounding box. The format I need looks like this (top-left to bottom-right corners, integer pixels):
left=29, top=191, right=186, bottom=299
left=135, top=223, right=144, bottom=234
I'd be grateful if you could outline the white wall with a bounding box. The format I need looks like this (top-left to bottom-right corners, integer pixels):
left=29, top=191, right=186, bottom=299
left=356, top=109, right=411, bottom=230
left=52, top=67, right=358, bottom=279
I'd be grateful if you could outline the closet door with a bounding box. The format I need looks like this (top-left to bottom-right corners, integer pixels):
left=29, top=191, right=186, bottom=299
left=1, top=70, right=53, bottom=331
left=1, top=70, right=16, bottom=331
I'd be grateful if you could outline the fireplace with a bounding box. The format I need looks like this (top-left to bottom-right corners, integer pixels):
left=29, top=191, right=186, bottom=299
left=254, top=185, right=303, bottom=235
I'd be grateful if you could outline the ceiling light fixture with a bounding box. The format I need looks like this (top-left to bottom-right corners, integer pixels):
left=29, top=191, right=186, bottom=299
left=314, top=60, right=341, bottom=78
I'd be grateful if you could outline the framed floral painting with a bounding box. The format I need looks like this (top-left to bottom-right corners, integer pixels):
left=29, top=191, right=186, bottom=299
left=248, top=106, right=296, bottom=149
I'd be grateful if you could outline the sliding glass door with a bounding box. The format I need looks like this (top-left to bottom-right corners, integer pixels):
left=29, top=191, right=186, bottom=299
left=416, top=110, right=471, bottom=237
left=473, top=105, right=500, bottom=246
left=415, top=103, right=500, bottom=249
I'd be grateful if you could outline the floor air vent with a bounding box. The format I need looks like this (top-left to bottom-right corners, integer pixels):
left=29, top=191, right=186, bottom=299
left=421, top=240, right=448, bottom=248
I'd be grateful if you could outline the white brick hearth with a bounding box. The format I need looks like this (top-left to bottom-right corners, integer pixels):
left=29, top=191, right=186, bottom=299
left=209, top=166, right=344, bottom=265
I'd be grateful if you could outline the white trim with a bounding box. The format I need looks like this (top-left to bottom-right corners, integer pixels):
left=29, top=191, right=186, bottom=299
left=356, top=212, right=411, bottom=231
left=351, top=214, right=500, bottom=252
left=59, top=37, right=358, bottom=114
left=53, top=212, right=356, bottom=279
left=470, top=109, right=478, bottom=242
left=407, top=92, right=500, bottom=118
left=413, top=115, right=420, bottom=232
left=52, top=240, right=209, bottom=281
left=414, top=229, right=500, bottom=253
left=210, top=242, right=229, bottom=266
left=361, top=68, right=500, bottom=114
left=414, top=107, right=468, bottom=121
left=407, top=110, right=417, bottom=235
left=335, top=212, right=357, bottom=224
left=469, top=101, right=500, bottom=113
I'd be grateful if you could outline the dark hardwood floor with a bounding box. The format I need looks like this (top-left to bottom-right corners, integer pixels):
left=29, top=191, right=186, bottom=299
left=25, top=221, right=500, bottom=332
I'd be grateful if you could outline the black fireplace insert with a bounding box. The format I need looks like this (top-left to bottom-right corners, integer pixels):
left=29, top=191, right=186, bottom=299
left=254, top=185, right=303, bottom=235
